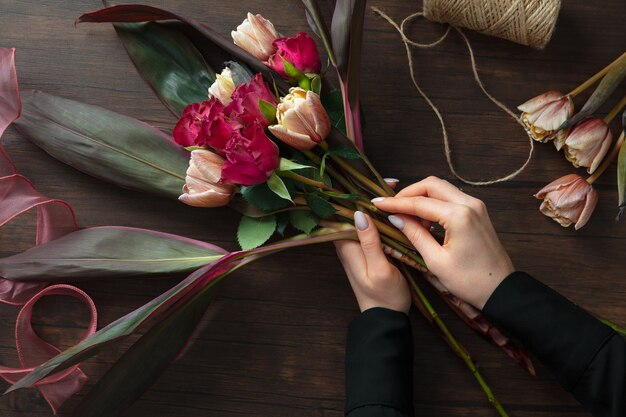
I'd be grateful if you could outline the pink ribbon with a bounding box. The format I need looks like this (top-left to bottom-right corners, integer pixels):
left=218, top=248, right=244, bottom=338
left=0, top=47, right=96, bottom=413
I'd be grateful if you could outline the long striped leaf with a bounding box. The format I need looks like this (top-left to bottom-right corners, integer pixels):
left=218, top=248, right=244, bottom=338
left=0, top=226, right=226, bottom=282
left=14, top=91, right=189, bottom=199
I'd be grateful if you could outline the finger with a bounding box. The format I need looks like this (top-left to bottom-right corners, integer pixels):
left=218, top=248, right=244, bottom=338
left=353, top=211, right=392, bottom=274
left=396, top=176, right=474, bottom=205
left=334, top=239, right=366, bottom=281
left=372, top=196, right=455, bottom=225
left=387, top=214, right=443, bottom=261
left=384, top=177, right=399, bottom=190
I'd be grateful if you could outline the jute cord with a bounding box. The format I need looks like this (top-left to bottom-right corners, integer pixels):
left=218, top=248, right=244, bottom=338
left=372, top=7, right=535, bottom=186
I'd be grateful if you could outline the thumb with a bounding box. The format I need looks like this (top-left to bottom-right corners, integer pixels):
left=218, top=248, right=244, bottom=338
left=354, top=211, right=390, bottom=274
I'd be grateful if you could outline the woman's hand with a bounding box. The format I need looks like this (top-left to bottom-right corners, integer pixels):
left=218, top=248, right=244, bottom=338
left=334, top=211, right=411, bottom=314
left=372, top=176, right=514, bottom=310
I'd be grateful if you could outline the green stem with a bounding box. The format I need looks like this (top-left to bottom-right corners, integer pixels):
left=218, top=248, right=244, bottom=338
left=399, top=265, right=509, bottom=417
left=303, top=150, right=362, bottom=195
left=280, top=170, right=339, bottom=193
left=568, top=52, right=626, bottom=97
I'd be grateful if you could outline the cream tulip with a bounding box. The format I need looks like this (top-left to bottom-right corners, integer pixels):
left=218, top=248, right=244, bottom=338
left=231, top=13, right=278, bottom=62
left=179, top=150, right=235, bottom=208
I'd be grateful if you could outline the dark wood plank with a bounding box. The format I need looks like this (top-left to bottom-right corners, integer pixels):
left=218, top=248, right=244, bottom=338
left=0, top=0, right=624, bottom=416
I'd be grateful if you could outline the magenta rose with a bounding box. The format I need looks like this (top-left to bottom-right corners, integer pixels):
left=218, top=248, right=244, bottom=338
left=225, top=73, right=277, bottom=127
left=220, top=122, right=279, bottom=186
left=173, top=98, right=234, bottom=152
left=266, top=32, right=321, bottom=78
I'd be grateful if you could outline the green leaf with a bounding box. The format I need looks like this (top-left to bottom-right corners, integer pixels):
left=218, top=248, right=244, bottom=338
left=267, top=172, right=293, bottom=202
left=112, top=21, right=215, bottom=116
left=311, top=74, right=322, bottom=95
left=184, top=145, right=205, bottom=151
left=241, top=183, right=291, bottom=211
left=276, top=212, right=290, bottom=236
left=0, top=227, right=226, bottom=282
left=322, top=89, right=347, bottom=135
left=237, top=215, right=277, bottom=250
left=289, top=210, right=319, bottom=234
left=305, top=193, right=337, bottom=218
left=71, top=281, right=216, bottom=417
left=301, top=0, right=337, bottom=66
left=320, top=190, right=360, bottom=200
left=14, top=91, right=189, bottom=199
left=258, top=98, right=277, bottom=124
left=278, top=158, right=311, bottom=171
left=331, top=146, right=361, bottom=159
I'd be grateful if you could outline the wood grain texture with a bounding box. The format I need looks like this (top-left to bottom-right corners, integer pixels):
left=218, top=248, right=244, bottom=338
left=0, top=0, right=624, bottom=416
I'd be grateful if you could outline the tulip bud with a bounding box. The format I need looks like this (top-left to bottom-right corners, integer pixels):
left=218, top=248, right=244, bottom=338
left=534, top=173, right=598, bottom=229
left=231, top=13, right=279, bottom=62
left=179, top=150, right=235, bottom=208
left=556, top=117, right=612, bottom=174
left=518, top=91, right=574, bottom=142
left=268, top=87, right=330, bottom=151
left=208, top=67, right=236, bottom=105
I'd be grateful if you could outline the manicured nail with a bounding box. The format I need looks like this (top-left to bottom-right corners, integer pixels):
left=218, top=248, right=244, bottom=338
left=371, top=197, right=386, bottom=203
left=354, top=211, right=369, bottom=231
left=384, top=177, right=399, bottom=183
left=388, top=215, right=405, bottom=230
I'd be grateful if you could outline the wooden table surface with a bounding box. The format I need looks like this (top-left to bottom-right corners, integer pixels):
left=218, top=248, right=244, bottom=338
left=0, top=1, right=624, bottom=416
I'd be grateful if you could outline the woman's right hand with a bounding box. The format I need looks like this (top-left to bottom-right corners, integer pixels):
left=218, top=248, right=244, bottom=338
left=372, top=176, right=515, bottom=310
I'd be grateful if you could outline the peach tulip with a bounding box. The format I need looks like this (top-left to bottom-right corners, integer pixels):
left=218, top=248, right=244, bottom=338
left=231, top=13, right=279, bottom=62
left=556, top=117, right=612, bottom=174
left=518, top=91, right=573, bottom=142
left=179, top=150, right=235, bottom=207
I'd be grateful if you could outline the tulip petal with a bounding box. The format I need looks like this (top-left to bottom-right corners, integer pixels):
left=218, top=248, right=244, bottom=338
left=575, top=188, right=599, bottom=229
left=533, top=97, right=571, bottom=131
left=517, top=91, right=562, bottom=113
left=534, top=174, right=579, bottom=198
left=179, top=188, right=232, bottom=207
left=269, top=124, right=317, bottom=151
left=306, top=91, right=331, bottom=140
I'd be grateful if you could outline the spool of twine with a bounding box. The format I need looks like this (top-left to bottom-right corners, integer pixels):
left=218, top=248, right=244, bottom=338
left=423, top=0, right=561, bottom=49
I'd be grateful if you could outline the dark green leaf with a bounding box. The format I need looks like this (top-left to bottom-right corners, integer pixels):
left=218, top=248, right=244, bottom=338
left=321, top=190, right=360, bottom=200
left=237, top=215, right=277, bottom=250
left=289, top=210, right=319, bottom=234
left=71, top=282, right=215, bottom=417
left=0, top=227, right=225, bottom=282
left=276, top=212, right=290, bottom=236
left=305, top=193, right=337, bottom=218
left=267, top=173, right=292, bottom=202
left=301, top=0, right=336, bottom=65
left=241, top=183, right=292, bottom=211
left=112, top=21, right=215, bottom=116
left=322, top=88, right=347, bottom=134
left=331, top=146, right=361, bottom=159
left=331, top=1, right=354, bottom=75
left=15, top=91, right=189, bottom=199
left=259, top=98, right=277, bottom=124
left=311, top=74, right=322, bottom=95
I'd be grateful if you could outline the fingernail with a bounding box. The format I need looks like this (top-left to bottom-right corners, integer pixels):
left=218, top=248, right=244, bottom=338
left=384, top=177, right=399, bottom=183
left=371, top=197, right=386, bottom=203
left=388, top=215, right=405, bottom=229
left=354, top=211, right=369, bottom=231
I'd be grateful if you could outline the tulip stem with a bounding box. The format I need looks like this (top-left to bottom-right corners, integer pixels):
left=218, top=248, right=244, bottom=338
left=399, top=265, right=509, bottom=417
left=568, top=52, right=626, bottom=98
left=302, top=150, right=362, bottom=195
left=280, top=171, right=340, bottom=193
left=603, top=94, right=626, bottom=125
left=587, top=130, right=625, bottom=184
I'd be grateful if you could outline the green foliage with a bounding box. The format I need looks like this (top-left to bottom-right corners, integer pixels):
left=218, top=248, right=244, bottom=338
left=289, top=210, right=319, bottom=234
left=305, top=193, right=337, bottom=218
left=267, top=173, right=293, bottom=202
left=278, top=158, right=311, bottom=171
left=259, top=99, right=277, bottom=124
left=241, top=183, right=291, bottom=212
left=320, top=146, right=361, bottom=177
left=237, top=215, right=277, bottom=250
left=322, top=88, right=346, bottom=134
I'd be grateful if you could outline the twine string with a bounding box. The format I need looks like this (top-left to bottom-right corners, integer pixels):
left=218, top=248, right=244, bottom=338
left=372, top=7, right=536, bottom=186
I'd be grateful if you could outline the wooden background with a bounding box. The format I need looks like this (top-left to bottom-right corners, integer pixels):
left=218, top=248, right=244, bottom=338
left=0, top=1, right=624, bottom=416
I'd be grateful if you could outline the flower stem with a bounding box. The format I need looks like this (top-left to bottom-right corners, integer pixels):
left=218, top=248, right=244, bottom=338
left=603, top=94, right=626, bottom=125
left=302, top=150, right=362, bottom=195
left=399, top=265, right=509, bottom=417
left=587, top=130, right=625, bottom=184
left=569, top=52, right=626, bottom=97
left=280, top=170, right=340, bottom=193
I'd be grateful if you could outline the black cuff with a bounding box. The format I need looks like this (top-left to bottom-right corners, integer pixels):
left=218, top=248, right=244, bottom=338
left=483, top=271, right=615, bottom=391
left=345, top=307, right=414, bottom=416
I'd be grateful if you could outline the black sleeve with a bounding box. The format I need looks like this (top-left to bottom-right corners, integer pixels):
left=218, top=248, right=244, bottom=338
left=483, top=271, right=626, bottom=417
left=345, top=307, right=414, bottom=417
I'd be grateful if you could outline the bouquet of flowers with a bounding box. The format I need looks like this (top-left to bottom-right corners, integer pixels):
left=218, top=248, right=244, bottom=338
left=1, top=2, right=604, bottom=416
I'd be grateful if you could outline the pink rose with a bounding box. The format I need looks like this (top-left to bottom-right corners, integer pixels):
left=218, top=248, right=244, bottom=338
left=173, top=98, right=234, bottom=152
left=225, top=74, right=277, bottom=127
left=266, top=32, right=321, bottom=78
left=220, top=122, right=279, bottom=186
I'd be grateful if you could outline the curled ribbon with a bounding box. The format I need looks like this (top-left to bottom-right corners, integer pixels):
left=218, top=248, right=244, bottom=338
left=0, top=47, right=96, bottom=413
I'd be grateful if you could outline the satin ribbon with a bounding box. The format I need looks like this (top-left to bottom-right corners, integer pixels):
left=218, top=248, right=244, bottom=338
left=0, top=47, right=96, bottom=414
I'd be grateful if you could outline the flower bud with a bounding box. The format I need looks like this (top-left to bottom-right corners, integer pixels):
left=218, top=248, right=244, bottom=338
left=534, top=173, right=598, bottom=230
left=518, top=91, right=573, bottom=142
left=268, top=87, right=330, bottom=151
left=179, top=150, right=235, bottom=208
left=267, top=32, right=321, bottom=78
left=231, top=13, right=279, bottom=62
left=208, top=67, right=236, bottom=105
left=557, top=117, right=612, bottom=174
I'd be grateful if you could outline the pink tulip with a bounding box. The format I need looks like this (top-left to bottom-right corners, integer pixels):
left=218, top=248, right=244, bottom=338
left=173, top=98, right=234, bottom=152
left=220, top=122, right=279, bottom=186
left=225, top=73, right=278, bottom=127
left=179, top=150, right=235, bottom=208
left=534, top=173, right=598, bottom=229
left=231, top=13, right=279, bottom=62
left=556, top=117, right=612, bottom=174
left=266, top=32, right=321, bottom=78
left=268, top=87, right=330, bottom=151
left=518, top=91, right=574, bottom=142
